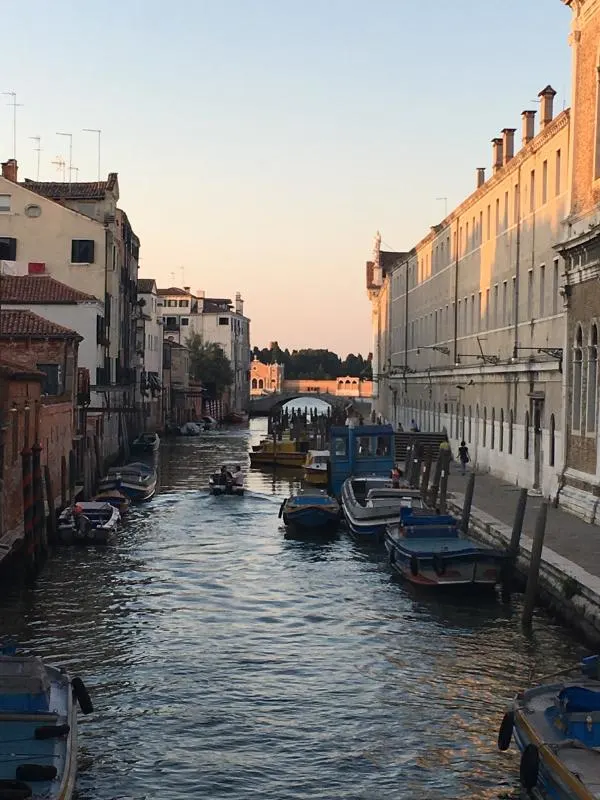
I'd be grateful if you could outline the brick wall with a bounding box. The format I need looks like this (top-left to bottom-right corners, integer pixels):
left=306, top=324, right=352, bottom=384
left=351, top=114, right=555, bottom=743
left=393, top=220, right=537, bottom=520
left=570, top=12, right=600, bottom=217
left=1, top=379, right=41, bottom=539
left=0, top=339, right=78, bottom=402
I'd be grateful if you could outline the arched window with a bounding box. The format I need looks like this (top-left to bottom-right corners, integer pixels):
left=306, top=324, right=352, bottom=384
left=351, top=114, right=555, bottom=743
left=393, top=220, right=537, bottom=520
left=483, top=407, right=487, bottom=447
left=338, top=380, right=343, bottom=389
left=573, top=325, right=583, bottom=431
left=468, top=406, right=472, bottom=442
left=549, top=413, right=556, bottom=467
left=491, top=407, right=495, bottom=449
left=508, top=409, right=514, bottom=454
left=587, top=324, right=598, bottom=433
left=461, top=405, right=465, bottom=439
left=524, top=410, right=530, bottom=459
left=251, top=378, right=257, bottom=389
left=258, top=379, right=264, bottom=389
left=499, top=408, right=504, bottom=452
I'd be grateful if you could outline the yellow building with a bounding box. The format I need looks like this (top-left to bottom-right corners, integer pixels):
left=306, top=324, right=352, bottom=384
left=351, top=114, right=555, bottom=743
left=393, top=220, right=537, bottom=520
left=250, top=357, right=284, bottom=396
left=369, top=82, right=570, bottom=495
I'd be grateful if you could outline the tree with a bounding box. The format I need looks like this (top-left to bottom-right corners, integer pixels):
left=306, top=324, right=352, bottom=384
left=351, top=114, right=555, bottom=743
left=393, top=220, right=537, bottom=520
left=186, top=333, right=233, bottom=395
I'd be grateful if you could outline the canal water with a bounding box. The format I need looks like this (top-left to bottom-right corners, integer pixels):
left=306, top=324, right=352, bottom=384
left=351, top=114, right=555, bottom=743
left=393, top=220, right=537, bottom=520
left=0, top=418, right=587, bottom=799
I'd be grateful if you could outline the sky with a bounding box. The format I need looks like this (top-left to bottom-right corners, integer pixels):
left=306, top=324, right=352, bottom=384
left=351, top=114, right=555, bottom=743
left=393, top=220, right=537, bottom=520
left=3, top=1, right=572, bottom=355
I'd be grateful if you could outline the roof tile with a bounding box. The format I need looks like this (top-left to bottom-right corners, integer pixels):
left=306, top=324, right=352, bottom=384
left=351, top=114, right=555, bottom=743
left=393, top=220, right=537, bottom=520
left=0, top=309, right=82, bottom=339
left=138, top=278, right=157, bottom=294
left=21, top=173, right=118, bottom=201
left=0, top=275, right=99, bottom=304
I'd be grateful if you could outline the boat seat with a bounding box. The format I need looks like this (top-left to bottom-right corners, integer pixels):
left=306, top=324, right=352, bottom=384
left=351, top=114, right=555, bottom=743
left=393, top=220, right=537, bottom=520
left=558, top=686, right=600, bottom=714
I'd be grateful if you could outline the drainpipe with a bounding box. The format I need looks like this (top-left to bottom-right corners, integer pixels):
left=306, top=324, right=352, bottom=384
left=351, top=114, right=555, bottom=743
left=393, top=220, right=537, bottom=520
left=453, top=217, right=460, bottom=363
left=513, top=163, right=522, bottom=359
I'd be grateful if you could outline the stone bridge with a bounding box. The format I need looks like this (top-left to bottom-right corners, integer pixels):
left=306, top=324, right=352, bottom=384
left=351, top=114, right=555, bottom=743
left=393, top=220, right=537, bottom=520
left=249, top=391, right=372, bottom=417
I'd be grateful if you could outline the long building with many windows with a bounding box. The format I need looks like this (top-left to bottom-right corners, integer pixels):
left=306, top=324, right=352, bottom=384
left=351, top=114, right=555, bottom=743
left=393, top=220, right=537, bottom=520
left=367, top=0, right=600, bottom=510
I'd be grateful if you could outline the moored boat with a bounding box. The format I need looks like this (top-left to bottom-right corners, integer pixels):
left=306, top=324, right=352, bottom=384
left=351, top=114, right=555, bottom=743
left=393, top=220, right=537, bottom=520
left=385, top=506, right=505, bottom=587
left=130, top=432, right=160, bottom=453
left=0, top=649, right=93, bottom=799
left=341, top=476, right=423, bottom=543
left=303, top=450, right=329, bottom=486
left=497, top=654, right=600, bottom=798
left=57, top=501, right=120, bottom=545
left=97, top=461, right=157, bottom=502
left=279, top=492, right=340, bottom=533
left=93, top=489, right=131, bottom=516
left=249, top=436, right=309, bottom=468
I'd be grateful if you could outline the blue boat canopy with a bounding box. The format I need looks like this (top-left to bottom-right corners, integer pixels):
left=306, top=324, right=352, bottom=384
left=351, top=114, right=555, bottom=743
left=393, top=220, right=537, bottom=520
left=329, top=424, right=395, bottom=496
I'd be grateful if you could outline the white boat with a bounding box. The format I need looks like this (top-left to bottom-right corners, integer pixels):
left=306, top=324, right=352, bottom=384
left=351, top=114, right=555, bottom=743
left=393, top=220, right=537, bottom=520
left=341, top=476, right=423, bottom=543
left=303, top=450, right=329, bottom=486
left=0, top=650, right=93, bottom=799
left=58, top=501, right=120, bottom=545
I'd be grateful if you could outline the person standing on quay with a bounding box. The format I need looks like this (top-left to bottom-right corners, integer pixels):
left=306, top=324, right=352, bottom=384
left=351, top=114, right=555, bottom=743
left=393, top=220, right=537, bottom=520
left=457, top=440, right=470, bottom=476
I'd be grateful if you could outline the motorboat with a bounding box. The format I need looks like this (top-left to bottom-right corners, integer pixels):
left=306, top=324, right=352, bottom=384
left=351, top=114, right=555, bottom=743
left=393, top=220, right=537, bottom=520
left=341, top=476, right=423, bottom=543
left=279, top=491, right=340, bottom=533
left=97, top=461, right=157, bottom=502
left=131, top=431, right=160, bottom=453
left=208, top=473, right=244, bottom=496
left=303, top=450, right=329, bottom=486
left=93, top=489, right=131, bottom=516
left=0, top=648, right=93, bottom=799
left=250, top=436, right=309, bottom=468
left=58, top=501, right=120, bottom=545
left=179, top=421, right=202, bottom=436
left=385, top=506, right=505, bottom=587
left=497, top=654, right=600, bottom=798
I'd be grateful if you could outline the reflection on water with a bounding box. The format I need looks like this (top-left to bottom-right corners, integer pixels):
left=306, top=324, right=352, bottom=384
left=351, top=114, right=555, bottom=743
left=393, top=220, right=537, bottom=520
left=0, top=419, right=586, bottom=799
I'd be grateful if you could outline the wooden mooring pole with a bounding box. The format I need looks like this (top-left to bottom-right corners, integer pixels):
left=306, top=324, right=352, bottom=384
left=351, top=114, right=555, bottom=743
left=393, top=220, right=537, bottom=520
left=44, top=465, right=57, bottom=545
left=521, top=501, right=548, bottom=626
left=409, top=442, right=422, bottom=489
left=501, top=488, right=528, bottom=601
left=428, top=454, right=443, bottom=508
left=420, top=454, right=433, bottom=502
left=438, top=449, right=452, bottom=514
left=460, top=472, right=475, bottom=533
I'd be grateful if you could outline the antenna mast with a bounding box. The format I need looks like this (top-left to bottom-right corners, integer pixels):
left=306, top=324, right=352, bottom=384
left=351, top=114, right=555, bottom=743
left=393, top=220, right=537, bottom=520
left=29, top=136, right=41, bottom=180
left=3, top=91, right=23, bottom=160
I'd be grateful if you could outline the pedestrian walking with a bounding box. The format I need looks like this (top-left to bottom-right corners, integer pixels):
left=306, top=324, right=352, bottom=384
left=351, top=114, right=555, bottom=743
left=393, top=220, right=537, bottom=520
left=458, top=440, right=470, bottom=475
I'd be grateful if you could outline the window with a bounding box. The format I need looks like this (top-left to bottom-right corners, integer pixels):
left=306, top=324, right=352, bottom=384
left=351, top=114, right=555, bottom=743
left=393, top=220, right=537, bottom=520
left=178, top=299, right=188, bottom=307
left=357, top=436, right=373, bottom=458
left=470, top=295, right=475, bottom=333
left=514, top=184, right=519, bottom=224
left=504, top=191, right=509, bottom=230
left=0, top=194, right=10, bottom=212
left=465, top=221, right=469, bottom=251
left=258, top=379, right=264, bottom=389
left=477, top=292, right=482, bottom=331
left=165, top=316, right=177, bottom=327
left=573, top=325, right=583, bottom=431
left=485, top=288, right=490, bottom=329
left=587, top=324, right=598, bottom=433
left=479, top=211, right=483, bottom=244
left=181, top=317, right=189, bottom=326
left=542, top=160, right=548, bottom=204
left=529, top=169, right=535, bottom=213
left=549, top=414, right=556, bottom=466
left=555, top=149, right=561, bottom=195
left=218, top=317, right=229, bottom=326
left=166, top=299, right=177, bottom=307
left=495, top=198, right=500, bottom=234
left=491, top=408, right=495, bottom=449
left=251, top=378, right=257, bottom=389
left=96, top=314, right=105, bottom=344
left=502, top=281, right=508, bottom=325
left=483, top=407, right=487, bottom=447
left=539, top=265, right=545, bottom=317
left=0, top=236, right=16, bottom=260
left=499, top=408, right=504, bottom=452
left=37, top=363, right=61, bottom=396
left=334, top=437, right=347, bottom=457
left=486, top=205, right=491, bottom=240
left=71, top=239, right=95, bottom=263
left=524, top=410, right=530, bottom=459
left=527, top=269, right=533, bottom=319
left=468, top=406, right=472, bottom=442
left=493, top=284, right=499, bottom=328
left=508, top=410, right=514, bottom=454
left=512, top=276, right=516, bottom=323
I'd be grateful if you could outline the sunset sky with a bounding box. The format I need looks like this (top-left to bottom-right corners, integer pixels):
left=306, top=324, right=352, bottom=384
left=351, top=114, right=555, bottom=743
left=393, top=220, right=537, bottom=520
left=4, top=0, right=571, bottom=354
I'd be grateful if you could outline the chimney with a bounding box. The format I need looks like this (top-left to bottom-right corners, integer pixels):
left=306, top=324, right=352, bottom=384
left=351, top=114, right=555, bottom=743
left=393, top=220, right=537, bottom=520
left=196, top=289, right=205, bottom=299
left=1, top=158, right=18, bottom=182
left=502, top=128, right=516, bottom=165
left=235, top=291, right=244, bottom=315
left=476, top=167, right=486, bottom=188
left=492, top=138, right=504, bottom=174
left=539, top=85, right=557, bottom=129
left=521, top=110, right=536, bottom=145
left=183, top=285, right=190, bottom=293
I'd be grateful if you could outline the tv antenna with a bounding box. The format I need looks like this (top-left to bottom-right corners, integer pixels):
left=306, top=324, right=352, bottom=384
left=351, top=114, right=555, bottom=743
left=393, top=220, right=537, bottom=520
left=51, top=156, right=66, bottom=181
left=3, top=91, right=23, bottom=160
left=29, top=136, right=41, bottom=180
